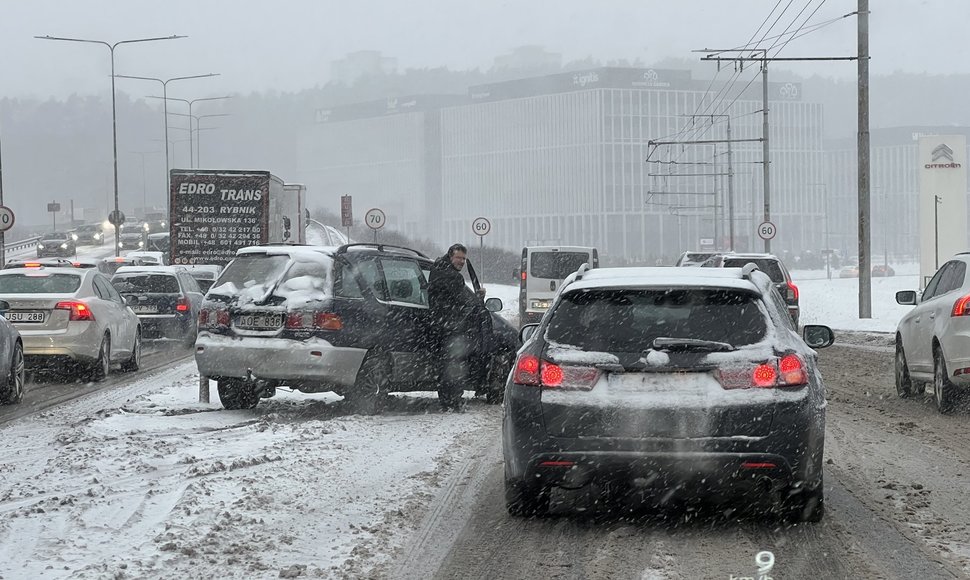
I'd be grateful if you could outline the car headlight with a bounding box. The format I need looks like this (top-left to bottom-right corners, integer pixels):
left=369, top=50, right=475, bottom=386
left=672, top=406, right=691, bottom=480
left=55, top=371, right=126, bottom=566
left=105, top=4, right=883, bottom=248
left=138, top=241, right=145, bottom=248
left=38, top=244, right=45, bottom=249
left=143, top=223, right=150, bottom=232
left=93, top=233, right=102, bottom=240
left=71, top=234, right=78, bottom=241
left=60, top=243, right=68, bottom=249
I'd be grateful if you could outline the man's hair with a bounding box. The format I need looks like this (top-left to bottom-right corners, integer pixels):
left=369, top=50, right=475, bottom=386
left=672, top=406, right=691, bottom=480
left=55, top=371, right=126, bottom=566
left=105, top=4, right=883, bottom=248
left=447, top=243, right=468, bottom=257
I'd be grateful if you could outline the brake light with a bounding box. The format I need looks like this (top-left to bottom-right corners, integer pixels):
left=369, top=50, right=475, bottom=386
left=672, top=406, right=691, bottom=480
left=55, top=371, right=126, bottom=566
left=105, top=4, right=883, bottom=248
left=540, top=362, right=564, bottom=387
left=55, top=300, right=95, bottom=322
left=285, top=311, right=343, bottom=331
left=786, top=281, right=799, bottom=302
left=716, top=354, right=809, bottom=389
left=176, top=297, right=190, bottom=312
left=314, top=312, right=342, bottom=331
left=520, top=271, right=527, bottom=281
left=199, top=308, right=230, bottom=329
left=513, top=354, right=540, bottom=385
left=952, top=294, right=970, bottom=316
left=24, top=262, right=41, bottom=268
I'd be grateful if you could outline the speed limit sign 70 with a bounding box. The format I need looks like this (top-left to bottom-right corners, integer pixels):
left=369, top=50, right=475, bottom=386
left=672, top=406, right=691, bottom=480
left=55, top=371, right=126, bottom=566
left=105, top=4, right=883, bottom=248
left=472, top=217, right=491, bottom=237
left=365, top=208, right=386, bottom=230
left=757, top=221, right=777, bottom=241
left=0, top=206, right=15, bottom=232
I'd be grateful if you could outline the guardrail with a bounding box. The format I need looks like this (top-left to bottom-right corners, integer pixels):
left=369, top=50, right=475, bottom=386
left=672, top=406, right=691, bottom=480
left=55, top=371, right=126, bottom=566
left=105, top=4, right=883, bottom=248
left=2, top=236, right=42, bottom=255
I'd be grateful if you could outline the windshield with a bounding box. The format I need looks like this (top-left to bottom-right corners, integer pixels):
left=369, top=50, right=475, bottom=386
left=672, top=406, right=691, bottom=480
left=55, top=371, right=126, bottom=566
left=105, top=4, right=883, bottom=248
left=0, top=273, right=82, bottom=293
left=111, top=274, right=180, bottom=294
left=42, top=233, right=68, bottom=241
left=529, top=252, right=590, bottom=280
left=546, top=288, right=767, bottom=352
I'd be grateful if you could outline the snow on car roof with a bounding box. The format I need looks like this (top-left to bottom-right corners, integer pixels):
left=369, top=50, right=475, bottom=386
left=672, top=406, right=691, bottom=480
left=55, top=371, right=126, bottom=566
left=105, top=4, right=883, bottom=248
left=566, top=267, right=761, bottom=293
left=236, top=245, right=339, bottom=259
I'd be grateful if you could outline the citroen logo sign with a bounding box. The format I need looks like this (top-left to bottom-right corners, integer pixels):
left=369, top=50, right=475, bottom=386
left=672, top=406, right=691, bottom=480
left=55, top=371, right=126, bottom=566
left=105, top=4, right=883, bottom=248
left=932, top=143, right=954, bottom=162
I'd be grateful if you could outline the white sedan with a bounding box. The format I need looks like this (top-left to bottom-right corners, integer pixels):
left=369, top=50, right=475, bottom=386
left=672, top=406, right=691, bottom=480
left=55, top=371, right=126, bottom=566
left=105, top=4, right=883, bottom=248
left=0, top=266, right=141, bottom=380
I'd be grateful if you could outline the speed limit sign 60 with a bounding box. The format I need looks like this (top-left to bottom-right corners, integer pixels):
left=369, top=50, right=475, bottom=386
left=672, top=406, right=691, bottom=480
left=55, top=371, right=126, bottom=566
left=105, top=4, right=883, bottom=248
left=472, top=217, right=491, bottom=236
left=365, top=208, right=386, bottom=230
left=757, top=221, right=777, bottom=241
left=0, top=206, right=15, bottom=232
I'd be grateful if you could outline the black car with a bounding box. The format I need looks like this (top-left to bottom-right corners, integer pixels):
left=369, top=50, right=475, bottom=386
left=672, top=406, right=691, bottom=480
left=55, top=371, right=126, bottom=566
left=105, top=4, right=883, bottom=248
left=110, top=266, right=205, bottom=344
left=195, top=243, right=519, bottom=411
left=503, top=264, right=834, bottom=521
left=36, top=232, right=76, bottom=258
left=694, top=252, right=800, bottom=326
left=73, top=223, right=105, bottom=245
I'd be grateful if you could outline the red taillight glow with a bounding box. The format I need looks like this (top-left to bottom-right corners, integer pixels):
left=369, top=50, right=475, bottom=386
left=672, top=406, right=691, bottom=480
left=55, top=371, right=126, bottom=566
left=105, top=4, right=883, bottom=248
left=200, top=308, right=230, bottom=328
left=787, top=281, right=799, bottom=301
left=778, top=354, right=808, bottom=385
left=540, top=362, right=564, bottom=387
left=513, top=354, right=540, bottom=385
left=314, top=312, right=342, bottom=331
left=520, top=271, right=527, bottom=281
left=539, top=460, right=575, bottom=467
left=741, top=461, right=777, bottom=469
left=176, top=297, right=190, bottom=312
left=953, top=294, right=970, bottom=316
left=24, top=263, right=41, bottom=268
left=55, top=300, right=95, bottom=322
left=286, top=311, right=343, bottom=331
left=752, top=363, right=778, bottom=388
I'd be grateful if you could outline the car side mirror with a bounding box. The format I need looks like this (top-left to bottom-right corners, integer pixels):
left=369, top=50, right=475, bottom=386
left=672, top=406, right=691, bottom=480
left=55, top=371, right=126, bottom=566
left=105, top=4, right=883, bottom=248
left=802, top=325, right=835, bottom=349
left=485, top=297, right=503, bottom=312
left=124, top=295, right=138, bottom=306
left=520, top=323, right=540, bottom=343
left=896, top=290, right=918, bottom=306
left=0, top=299, right=9, bottom=313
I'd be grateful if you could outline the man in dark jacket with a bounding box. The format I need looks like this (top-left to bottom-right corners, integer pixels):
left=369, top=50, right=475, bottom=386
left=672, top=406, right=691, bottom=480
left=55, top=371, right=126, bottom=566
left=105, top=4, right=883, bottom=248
left=428, top=243, right=488, bottom=411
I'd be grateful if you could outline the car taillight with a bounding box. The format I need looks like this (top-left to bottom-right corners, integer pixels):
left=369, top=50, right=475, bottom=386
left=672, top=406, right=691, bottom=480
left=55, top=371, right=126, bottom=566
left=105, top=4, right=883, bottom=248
left=952, top=294, right=970, bottom=316
left=786, top=281, right=799, bottom=302
left=176, top=297, right=190, bottom=312
left=513, top=354, right=540, bottom=385
left=513, top=355, right=600, bottom=389
left=285, top=311, right=342, bottom=331
left=199, top=308, right=230, bottom=329
left=55, top=300, right=95, bottom=322
left=716, top=354, right=808, bottom=389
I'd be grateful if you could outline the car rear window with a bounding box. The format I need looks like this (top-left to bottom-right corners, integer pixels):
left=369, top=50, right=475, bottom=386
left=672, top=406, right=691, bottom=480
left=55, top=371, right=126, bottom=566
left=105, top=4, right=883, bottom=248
left=0, top=273, right=82, bottom=294
left=111, top=274, right=180, bottom=294
left=530, top=252, right=591, bottom=280
left=721, top=259, right=785, bottom=283
left=546, top=288, right=768, bottom=352
left=211, top=254, right=290, bottom=295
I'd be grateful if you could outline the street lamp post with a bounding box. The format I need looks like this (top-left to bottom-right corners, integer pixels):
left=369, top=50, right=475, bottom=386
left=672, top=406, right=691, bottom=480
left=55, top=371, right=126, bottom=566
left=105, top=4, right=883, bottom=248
left=809, top=182, right=830, bottom=279
left=147, top=95, right=231, bottom=168
left=114, top=73, right=218, bottom=217
left=129, top=150, right=162, bottom=214
left=167, top=112, right=229, bottom=167
left=35, top=34, right=186, bottom=256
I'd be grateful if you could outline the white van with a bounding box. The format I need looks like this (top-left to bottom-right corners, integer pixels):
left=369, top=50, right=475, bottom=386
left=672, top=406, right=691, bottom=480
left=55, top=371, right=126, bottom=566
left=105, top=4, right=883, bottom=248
left=519, top=246, right=598, bottom=326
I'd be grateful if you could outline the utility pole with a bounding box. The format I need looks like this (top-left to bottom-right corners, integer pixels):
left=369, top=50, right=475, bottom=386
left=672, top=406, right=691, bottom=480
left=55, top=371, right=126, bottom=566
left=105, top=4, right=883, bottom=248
left=858, top=0, right=872, bottom=318
left=726, top=116, right=735, bottom=250
left=761, top=56, right=771, bottom=253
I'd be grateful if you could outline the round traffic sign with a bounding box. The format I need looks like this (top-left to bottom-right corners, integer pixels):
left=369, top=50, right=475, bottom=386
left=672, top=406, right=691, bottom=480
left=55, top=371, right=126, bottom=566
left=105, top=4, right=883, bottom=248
left=472, top=217, right=491, bottom=237
left=108, top=210, right=126, bottom=227
left=364, top=208, right=386, bottom=230
left=757, top=221, right=777, bottom=241
left=0, top=206, right=15, bottom=232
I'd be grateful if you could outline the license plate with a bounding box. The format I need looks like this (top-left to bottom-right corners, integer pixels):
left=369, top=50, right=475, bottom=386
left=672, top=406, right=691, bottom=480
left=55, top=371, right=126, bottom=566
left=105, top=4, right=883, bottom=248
left=235, top=313, right=283, bottom=330
left=7, top=311, right=46, bottom=323
left=132, top=305, right=158, bottom=314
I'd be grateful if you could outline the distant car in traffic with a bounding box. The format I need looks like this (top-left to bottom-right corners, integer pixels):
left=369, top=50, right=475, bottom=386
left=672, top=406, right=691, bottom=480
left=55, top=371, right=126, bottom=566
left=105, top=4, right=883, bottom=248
left=0, top=266, right=141, bottom=380
left=111, top=265, right=204, bottom=344
left=125, top=251, right=167, bottom=266
left=184, top=264, right=222, bottom=293
left=4, top=258, right=76, bottom=269
left=99, top=256, right=148, bottom=277
left=872, top=264, right=896, bottom=277
left=36, top=232, right=76, bottom=258
left=73, top=223, right=105, bottom=246
left=503, top=264, right=834, bottom=521
left=689, top=252, right=800, bottom=326
left=839, top=263, right=859, bottom=278
left=118, top=231, right=145, bottom=251
left=895, top=253, right=970, bottom=413
left=0, top=301, right=25, bottom=405
left=674, top=251, right=719, bottom=267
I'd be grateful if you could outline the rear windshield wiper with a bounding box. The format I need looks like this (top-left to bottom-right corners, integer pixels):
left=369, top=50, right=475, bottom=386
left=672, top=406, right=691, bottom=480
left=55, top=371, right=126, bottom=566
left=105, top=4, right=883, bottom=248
left=651, top=337, right=735, bottom=353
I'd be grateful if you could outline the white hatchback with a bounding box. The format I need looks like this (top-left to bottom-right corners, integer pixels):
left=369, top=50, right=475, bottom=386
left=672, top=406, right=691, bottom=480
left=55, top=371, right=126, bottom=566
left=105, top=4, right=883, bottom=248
left=895, top=253, right=970, bottom=412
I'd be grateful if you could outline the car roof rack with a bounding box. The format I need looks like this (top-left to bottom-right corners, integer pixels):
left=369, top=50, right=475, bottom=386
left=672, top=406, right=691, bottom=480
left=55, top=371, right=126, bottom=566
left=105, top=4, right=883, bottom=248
left=574, top=262, right=592, bottom=280
left=740, top=262, right=761, bottom=280
left=336, top=243, right=429, bottom=259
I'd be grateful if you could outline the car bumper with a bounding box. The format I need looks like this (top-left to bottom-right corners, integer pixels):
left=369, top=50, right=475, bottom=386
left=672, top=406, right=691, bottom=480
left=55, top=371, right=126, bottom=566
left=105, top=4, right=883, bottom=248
left=195, top=332, right=366, bottom=386
left=20, top=323, right=102, bottom=361
left=941, top=333, right=970, bottom=386
left=138, top=314, right=193, bottom=340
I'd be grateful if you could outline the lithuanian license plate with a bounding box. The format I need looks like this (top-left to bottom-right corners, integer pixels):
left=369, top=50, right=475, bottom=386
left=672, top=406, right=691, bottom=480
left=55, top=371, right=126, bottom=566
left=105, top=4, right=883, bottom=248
left=7, top=311, right=45, bottom=323
left=235, top=313, right=282, bottom=330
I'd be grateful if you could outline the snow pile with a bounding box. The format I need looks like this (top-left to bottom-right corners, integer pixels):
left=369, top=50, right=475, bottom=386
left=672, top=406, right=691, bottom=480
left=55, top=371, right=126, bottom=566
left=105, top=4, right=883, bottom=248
left=0, top=364, right=498, bottom=579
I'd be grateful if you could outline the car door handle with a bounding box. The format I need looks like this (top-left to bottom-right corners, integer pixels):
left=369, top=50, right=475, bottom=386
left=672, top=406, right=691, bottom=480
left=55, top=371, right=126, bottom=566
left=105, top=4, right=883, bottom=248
left=929, top=313, right=936, bottom=320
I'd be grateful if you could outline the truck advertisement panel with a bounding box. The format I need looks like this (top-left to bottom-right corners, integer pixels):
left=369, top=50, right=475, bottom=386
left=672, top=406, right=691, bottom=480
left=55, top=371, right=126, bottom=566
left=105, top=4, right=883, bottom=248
left=170, top=170, right=274, bottom=266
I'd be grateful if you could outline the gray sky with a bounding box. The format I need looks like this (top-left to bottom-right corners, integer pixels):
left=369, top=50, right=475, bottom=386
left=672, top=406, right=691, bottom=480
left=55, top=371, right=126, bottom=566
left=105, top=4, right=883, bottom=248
left=0, top=0, right=966, bottom=101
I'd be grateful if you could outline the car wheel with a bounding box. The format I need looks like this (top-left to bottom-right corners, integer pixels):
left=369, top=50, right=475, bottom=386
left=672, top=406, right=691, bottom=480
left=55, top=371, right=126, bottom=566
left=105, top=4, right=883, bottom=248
left=121, top=330, right=141, bottom=372
left=895, top=341, right=914, bottom=398
left=785, top=473, right=824, bottom=523
left=89, top=335, right=111, bottom=382
left=485, top=352, right=511, bottom=405
left=934, top=347, right=955, bottom=414
left=217, top=378, right=260, bottom=410
left=346, top=355, right=389, bottom=415
left=505, top=472, right=549, bottom=517
left=0, top=342, right=26, bottom=405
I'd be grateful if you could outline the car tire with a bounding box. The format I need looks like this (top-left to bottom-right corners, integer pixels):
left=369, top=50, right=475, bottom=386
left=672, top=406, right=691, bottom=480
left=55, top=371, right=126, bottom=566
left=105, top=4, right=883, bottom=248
left=88, top=335, right=110, bottom=382
left=934, top=347, right=955, bottom=414
left=0, top=342, right=26, bottom=405
left=485, top=352, right=511, bottom=405
left=785, top=473, right=824, bottom=523
left=346, top=355, right=389, bottom=415
left=217, top=378, right=260, bottom=410
left=505, top=473, right=549, bottom=517
left=895, top=341, right=914, bottom=398
left=121, top=330, right=141, bottom=372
